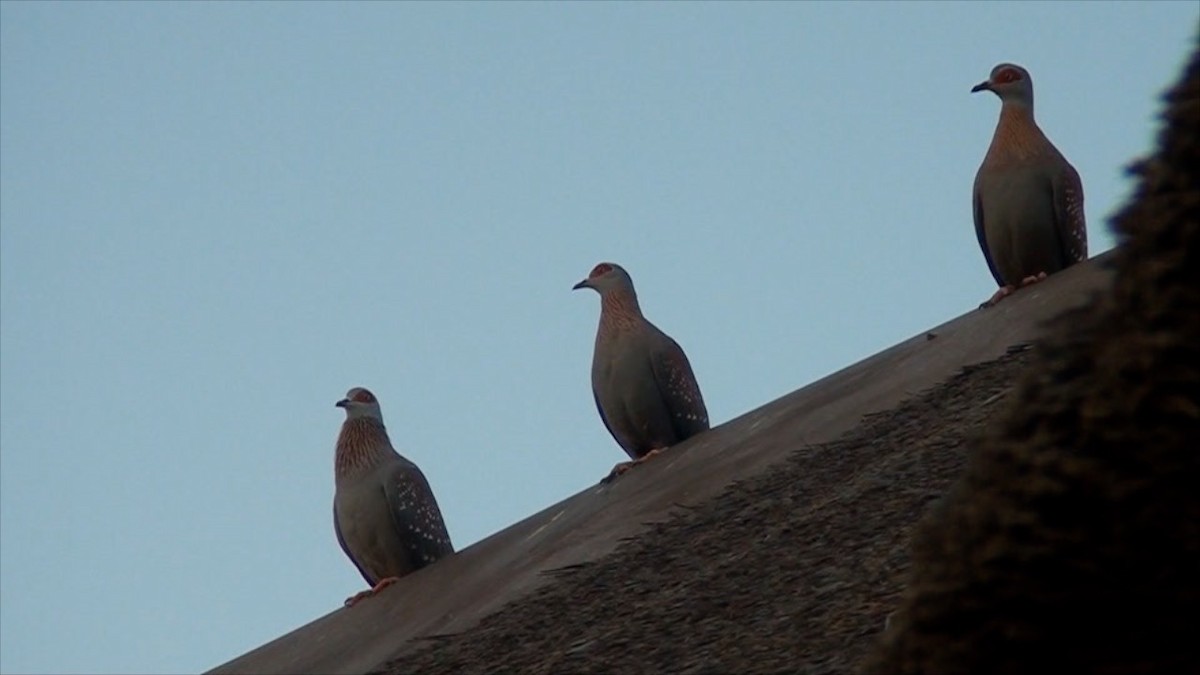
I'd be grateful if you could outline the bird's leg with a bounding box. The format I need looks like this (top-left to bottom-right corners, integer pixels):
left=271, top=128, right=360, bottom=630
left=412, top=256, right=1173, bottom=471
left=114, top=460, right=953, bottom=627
left=344, top=589, right=373, bottom=607
left=634, top=447, right=666, bottom=464
left=343, top=576, right=402, bottom=607
left=371, top=576, right=401, bottom=593
left=602, top=460, right=636, bottom=483
left=601, top=447, right=670, bottom=483
left=1019, top=271, right=1049, bottom=286
left=980, top=285, right=1016, bottom=308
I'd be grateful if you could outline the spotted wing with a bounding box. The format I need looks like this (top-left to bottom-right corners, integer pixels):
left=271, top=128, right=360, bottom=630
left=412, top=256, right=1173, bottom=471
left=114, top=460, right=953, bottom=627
left=650, top=332, right=710, bottom=442
left=382, top=461, right=455, bottom=571
left=1052, top=162, right=1088, bottom=266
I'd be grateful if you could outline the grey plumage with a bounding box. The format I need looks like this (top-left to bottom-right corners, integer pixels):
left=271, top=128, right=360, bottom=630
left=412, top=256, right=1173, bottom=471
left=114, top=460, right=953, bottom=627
left=972, top=63, right=1087, bottom=307
left=332, top=387, right=453, bottom=606
left=573, top=262, right=709, bottom=480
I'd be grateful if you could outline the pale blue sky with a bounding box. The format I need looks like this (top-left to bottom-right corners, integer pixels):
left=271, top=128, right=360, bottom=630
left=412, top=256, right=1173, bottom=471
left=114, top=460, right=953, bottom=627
left=1, top=3, right=1195, bottom=674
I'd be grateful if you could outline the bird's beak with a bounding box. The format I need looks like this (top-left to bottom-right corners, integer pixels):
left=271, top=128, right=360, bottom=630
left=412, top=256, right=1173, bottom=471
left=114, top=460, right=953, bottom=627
left=970, top=80, right=992, bottom=94
left=335, top=398, right=349, bottom=408
left=572, top=279, right=591, bottom=291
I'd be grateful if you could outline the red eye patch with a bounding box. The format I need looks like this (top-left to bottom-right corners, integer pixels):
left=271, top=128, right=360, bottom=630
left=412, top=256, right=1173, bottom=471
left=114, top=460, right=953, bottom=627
left=995, top=68, right=1022, bottom=84
left=353, top=390, right=376, bottom=404
left=589, top=263, right=613, bottom=278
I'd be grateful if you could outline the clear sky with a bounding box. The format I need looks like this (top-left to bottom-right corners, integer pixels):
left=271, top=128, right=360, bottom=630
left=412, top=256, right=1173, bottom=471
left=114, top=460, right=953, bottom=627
left=1, top=3, right=1195, bottom=674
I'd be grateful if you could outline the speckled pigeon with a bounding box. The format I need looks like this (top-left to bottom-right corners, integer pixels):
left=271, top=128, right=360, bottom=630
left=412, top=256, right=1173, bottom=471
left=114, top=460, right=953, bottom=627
left=573, top=262, right=709, bottom=481
left=332, top=387, right=454, bottom=607
left=972, top=63, right=1087, bottom=307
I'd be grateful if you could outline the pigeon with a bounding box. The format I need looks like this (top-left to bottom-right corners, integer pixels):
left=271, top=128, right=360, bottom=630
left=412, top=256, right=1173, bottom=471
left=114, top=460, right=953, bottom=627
left=332, top=387, right=453, bottom=606
left=972, top=63, right=1087, bottom=307
left=573, top=262, right=709, bottom=481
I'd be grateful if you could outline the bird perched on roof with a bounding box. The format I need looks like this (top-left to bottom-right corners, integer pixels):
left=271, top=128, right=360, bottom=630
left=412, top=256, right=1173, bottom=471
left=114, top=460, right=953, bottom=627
left=972, top=63, right=1087, bottom=308
left=332, top=387, right=454, bottom=607
left=573, top=262, right=709, bottom=482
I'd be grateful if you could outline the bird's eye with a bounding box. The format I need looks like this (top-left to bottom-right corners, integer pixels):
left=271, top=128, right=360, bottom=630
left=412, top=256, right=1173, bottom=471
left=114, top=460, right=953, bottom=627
left=590, top=263, right=613, bottom=278
left=354, top=390, right=376, bottom=403
left=996, top=68, right=1022, bottom=84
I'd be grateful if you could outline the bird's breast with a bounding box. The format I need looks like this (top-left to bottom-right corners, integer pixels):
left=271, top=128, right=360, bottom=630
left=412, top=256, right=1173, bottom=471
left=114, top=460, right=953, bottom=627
left=335, top=478, right=409, bottom=579
left=979, top=168, right=1064, bottom=284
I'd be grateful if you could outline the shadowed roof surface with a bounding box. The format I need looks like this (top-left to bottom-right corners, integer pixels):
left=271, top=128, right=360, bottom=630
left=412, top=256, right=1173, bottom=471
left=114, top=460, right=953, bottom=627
left=209, top=252, right=1113, bottom=675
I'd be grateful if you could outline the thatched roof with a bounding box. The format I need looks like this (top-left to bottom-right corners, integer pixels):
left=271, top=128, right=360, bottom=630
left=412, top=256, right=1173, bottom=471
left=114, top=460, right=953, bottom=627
left=210, top=36, right=1198, bottom=675
left=210, top=254, right=1111, bottom=675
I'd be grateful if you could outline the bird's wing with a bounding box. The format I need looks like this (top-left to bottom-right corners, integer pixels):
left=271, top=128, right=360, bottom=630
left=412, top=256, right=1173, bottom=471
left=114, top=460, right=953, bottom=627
left=592, top=388, right=620, bottom=445
left=650, top=333, right=710, bottom=441
left=382, top=462, right=455, bottom=570
left=334, top=503, right=376, bottom=585
left=973, top=180, right=1005, bottom=287
left=1052, top=162, right=1088, bottom=266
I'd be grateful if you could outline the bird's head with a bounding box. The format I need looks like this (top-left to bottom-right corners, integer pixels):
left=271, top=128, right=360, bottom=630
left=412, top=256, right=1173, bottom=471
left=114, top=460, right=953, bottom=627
left=572, top=262, right=635, bottom=296
left=971, top=63, right=1034, bottom=107
left=336, top=387, right=384, bottom=421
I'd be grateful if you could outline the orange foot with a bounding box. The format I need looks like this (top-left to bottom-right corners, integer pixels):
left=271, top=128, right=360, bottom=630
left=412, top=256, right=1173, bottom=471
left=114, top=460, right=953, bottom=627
left=343, top=576, right=401, bottom=607
left=980, top=284, right=1016, bottom=308
left=601, top=447, right=667, bottom=483
left=1019, top=271, right=1049, bottom=286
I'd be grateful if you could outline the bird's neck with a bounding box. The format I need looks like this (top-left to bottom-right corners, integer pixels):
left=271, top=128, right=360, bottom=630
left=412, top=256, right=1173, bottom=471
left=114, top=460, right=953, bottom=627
left=985, top=103, right=1051, bottom=164
left=599, top=290, right=644, bottom=333
left=335, top=417, right=395, bottom=483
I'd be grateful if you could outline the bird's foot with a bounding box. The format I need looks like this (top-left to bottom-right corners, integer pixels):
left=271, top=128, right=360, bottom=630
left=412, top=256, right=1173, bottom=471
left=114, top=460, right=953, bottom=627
left=636, top=447, right=666, bottom=464
left=600, top=448, right=669, bottom=484
left=601, top=461, right=637, bottom=484
left=343, top=576, right=402, bottom=607
left=1019, top=271, right=1049, bottom=287
left=979, top=285, right=1016, bottom=308
left=344, top=589, right=373, bottom=607
left=372, top=576, right=401, bottom=593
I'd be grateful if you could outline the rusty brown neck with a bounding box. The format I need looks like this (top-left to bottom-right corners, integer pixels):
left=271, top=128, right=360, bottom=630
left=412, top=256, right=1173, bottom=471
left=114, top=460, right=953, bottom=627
left=599, top=288, right=644, bottom=334
left=985, top=104, right=1052, bottom=165
left=335, top=417, right=393, bottom=484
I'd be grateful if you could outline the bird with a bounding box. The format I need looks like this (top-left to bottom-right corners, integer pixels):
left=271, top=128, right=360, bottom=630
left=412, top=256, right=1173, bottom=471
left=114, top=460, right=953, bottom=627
left=573, top=262, right=709, bottom=482
left=971, top=63, right=1087, bottom=308
left=332, top=387, right=454, bottom=607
